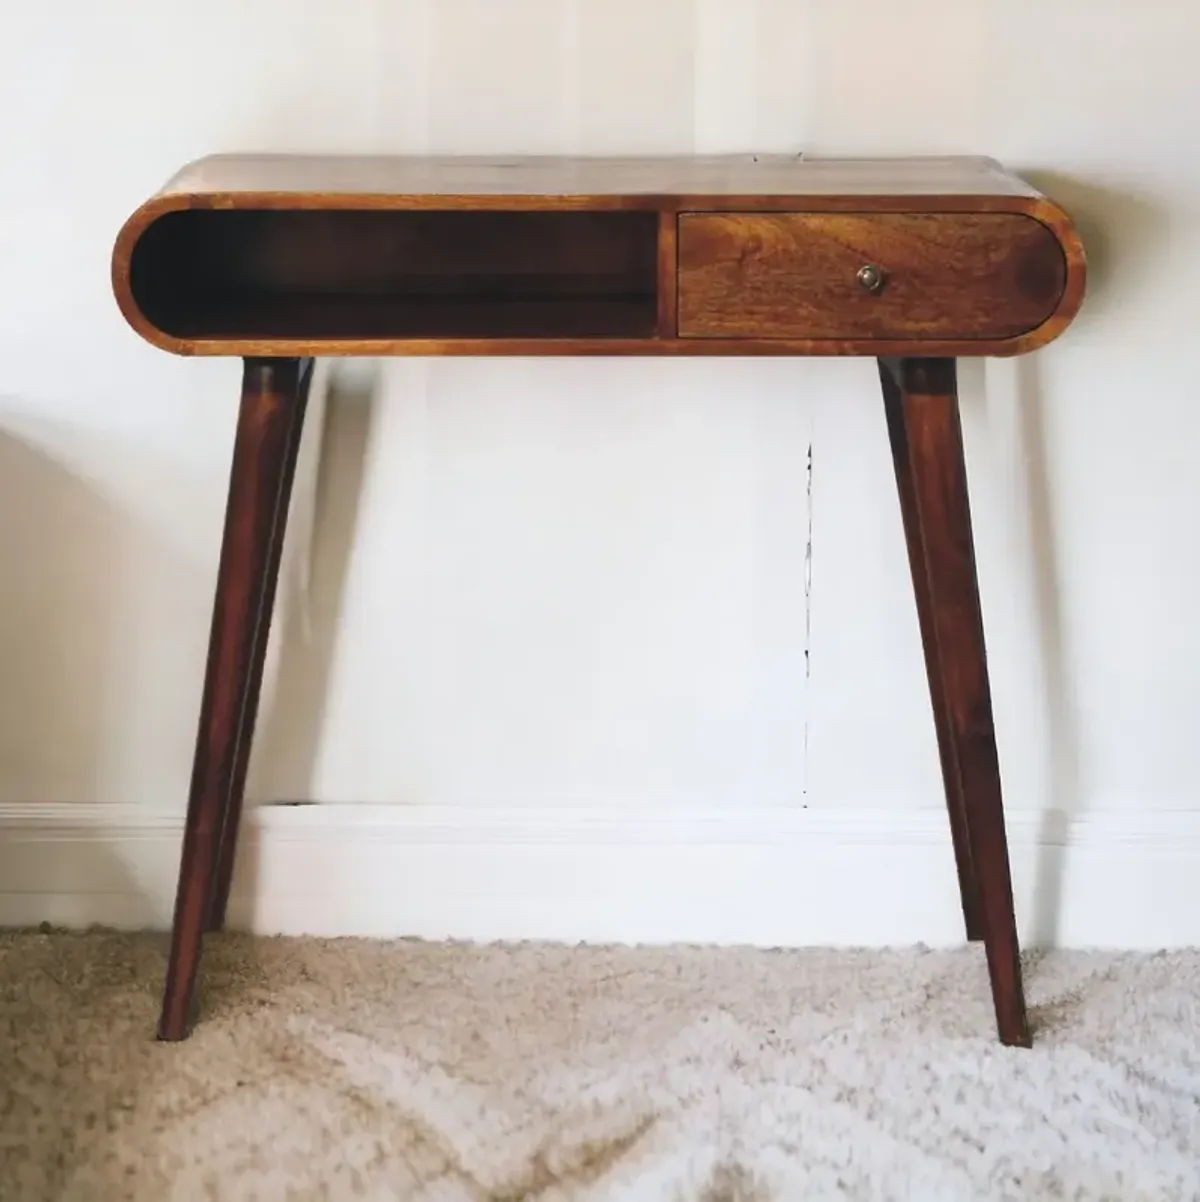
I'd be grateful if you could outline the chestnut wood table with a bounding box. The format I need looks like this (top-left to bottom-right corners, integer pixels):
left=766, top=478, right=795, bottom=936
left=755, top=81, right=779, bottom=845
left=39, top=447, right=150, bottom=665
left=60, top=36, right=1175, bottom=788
left=112, top=154, right=1086, bottom=1046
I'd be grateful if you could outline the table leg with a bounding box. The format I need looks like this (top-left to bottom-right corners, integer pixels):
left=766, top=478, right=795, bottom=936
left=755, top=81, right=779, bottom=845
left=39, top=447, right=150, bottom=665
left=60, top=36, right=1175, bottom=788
left=877, top=357, right=1029, bottom=1047
left=879, top=360, right=984, bottom=943
left=158, top=357, right=309, bottom=1041
left=208, top=357, right=313, bottom=932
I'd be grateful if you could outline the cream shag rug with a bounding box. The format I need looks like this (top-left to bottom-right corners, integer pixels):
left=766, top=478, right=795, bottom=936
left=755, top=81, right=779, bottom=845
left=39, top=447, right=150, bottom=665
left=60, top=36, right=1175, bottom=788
left=1, top=931, right=1198, bottom=1201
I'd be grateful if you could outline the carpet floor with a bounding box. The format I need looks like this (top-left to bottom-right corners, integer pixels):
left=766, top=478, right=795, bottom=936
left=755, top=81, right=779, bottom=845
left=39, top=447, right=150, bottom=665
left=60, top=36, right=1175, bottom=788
left=1, top=931, right=1198, bottom=1200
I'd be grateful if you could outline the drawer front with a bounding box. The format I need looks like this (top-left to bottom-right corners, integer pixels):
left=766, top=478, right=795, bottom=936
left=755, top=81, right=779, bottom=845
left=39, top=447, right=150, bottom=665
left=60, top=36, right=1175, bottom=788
left=677, top=213, right=1067, bottom=342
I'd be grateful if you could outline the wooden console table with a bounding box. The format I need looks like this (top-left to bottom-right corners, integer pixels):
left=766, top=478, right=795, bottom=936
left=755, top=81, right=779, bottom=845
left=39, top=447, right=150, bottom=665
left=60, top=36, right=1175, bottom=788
left=112, top=154, right=1086, bottom=1046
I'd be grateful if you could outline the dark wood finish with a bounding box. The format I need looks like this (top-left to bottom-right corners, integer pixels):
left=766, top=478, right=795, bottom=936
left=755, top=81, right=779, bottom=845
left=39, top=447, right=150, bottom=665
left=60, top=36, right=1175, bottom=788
left=112, top=156, right=1086, bottom=1047
left=158, top=357, right=306, bottom=1042
left=677, top=213, right=1065, bottom=341
left=130, top=210, right=660, bottom=343
left=879, top=361, right=983, bottom=943
left=879, top=357, right=1029, bottom=1048
left=657, top=208, right=678, bottom=338
left=112, top=154, right=1086, bottom=359
left=207, top=358, right=313, bottom=933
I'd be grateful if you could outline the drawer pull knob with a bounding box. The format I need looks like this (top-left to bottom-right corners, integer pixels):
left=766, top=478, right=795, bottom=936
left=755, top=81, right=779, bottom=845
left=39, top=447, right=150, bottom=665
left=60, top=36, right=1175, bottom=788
left=856, top=264, right=885, bottom=294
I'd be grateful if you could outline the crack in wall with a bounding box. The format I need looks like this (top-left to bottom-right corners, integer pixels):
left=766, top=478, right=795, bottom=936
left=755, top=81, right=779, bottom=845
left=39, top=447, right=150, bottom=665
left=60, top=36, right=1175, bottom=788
left=802, top=436, right=813, bottom=802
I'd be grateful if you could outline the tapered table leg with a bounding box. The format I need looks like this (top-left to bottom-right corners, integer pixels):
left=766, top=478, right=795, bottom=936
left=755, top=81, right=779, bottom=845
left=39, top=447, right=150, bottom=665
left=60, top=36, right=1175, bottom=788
left=879, top=360, right=984, bottom=942
left=158, top=357, right=308, bottom=1042
left=207, top=358, right=313, bottom=932
left=878, top=357, right=1029, bottom=1047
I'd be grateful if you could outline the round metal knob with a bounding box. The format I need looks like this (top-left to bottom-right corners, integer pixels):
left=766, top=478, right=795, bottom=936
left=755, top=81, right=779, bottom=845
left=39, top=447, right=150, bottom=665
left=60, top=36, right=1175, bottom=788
left=856, top=264, right=885, bottom=294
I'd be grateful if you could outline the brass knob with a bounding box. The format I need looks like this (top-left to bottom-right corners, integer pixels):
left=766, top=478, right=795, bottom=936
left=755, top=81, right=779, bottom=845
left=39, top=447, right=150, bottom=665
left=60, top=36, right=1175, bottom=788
left=856, top=264, right=885, bottom=294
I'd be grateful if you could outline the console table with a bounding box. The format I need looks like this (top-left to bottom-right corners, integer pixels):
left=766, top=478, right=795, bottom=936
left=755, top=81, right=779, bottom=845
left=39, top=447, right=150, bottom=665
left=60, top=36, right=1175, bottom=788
left=111, top=154, right=1086, bottom=1046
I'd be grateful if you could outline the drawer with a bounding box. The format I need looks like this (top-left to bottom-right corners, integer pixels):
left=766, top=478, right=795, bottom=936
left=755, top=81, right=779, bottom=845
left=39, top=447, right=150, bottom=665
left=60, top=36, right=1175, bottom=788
left=676, top=213, right=1067, bottom=342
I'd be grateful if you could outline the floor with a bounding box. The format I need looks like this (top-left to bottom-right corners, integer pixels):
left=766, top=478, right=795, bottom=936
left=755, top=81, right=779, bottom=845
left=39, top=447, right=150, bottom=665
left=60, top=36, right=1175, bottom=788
left=1, top=931, right=1198, bottom=1201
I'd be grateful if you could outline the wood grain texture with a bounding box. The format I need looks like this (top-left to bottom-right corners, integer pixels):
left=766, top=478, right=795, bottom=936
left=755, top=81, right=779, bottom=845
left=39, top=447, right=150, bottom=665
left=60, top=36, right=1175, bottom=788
left=158, top=357, right=305, bottom=1042
left=678, top=213, right=1066, bottom=341
left=657, top=208, right=679, bottom=338
left=879, top=357, right=1029, bottom=1048
left=110, top=154, right=1086, bottom=358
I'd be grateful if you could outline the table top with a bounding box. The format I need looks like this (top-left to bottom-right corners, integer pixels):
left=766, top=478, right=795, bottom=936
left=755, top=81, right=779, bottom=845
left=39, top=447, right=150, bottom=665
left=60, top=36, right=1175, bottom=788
left=154, top=153, right=1042, bottom=204
left=112, top=153, right=1085, bottom=361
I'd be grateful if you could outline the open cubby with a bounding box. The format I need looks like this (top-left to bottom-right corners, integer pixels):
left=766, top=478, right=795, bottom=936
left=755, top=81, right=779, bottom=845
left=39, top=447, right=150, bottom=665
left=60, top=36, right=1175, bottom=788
left=129, top=208, right=661, bottom=341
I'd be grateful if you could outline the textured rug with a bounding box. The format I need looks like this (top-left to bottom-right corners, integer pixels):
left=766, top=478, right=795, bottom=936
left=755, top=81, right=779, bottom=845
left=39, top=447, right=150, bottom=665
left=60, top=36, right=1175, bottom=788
left=1, top=931, right=1198, bottom=1200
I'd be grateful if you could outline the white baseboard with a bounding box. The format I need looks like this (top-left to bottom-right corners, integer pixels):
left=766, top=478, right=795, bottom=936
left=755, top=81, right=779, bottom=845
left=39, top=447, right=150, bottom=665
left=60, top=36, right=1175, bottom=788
left=1, top=802, right=1198, bottom=949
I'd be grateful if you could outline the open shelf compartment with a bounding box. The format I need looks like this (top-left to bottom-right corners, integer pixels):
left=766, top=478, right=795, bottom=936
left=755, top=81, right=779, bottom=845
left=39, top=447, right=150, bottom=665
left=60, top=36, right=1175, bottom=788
left=129, top=208, right=661, bottom=342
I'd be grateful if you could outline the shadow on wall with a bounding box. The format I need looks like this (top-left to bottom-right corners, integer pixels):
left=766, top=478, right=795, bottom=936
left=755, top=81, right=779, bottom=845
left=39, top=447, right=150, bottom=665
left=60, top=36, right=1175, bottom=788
left=1013, top=353, right=1078, bottom=949
left=228, top=367, right=379, bottom=916
left=0, top=366, right=378, bottom=926
left=1024, top=170, right=1165, bottom=324
left=0, top=426, right=132, bottom=804
left=0, top=424, right=184, bottom=926
left=225, top=366, right=380, bottom=919
left=0, top=419, right=211, bottom=809
left=251, top=365, right=379, bottom=800
left=1011, top=172, right=1167, bottom=947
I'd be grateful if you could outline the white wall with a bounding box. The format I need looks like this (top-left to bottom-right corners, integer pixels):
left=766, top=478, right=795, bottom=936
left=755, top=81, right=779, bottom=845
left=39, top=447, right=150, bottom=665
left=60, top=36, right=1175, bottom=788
left=2, top=0, right=1199, bottom=944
